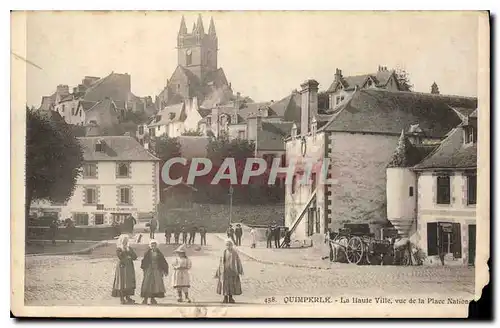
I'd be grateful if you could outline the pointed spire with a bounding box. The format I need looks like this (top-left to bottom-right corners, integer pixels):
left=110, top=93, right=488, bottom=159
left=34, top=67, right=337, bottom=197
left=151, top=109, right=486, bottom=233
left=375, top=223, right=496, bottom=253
left=195, top=14, right=205, bottom=34
left=208, top=17, right=216, bottom=36
left=178, top=15, right=187, bottom=35
left=387, top=130, right=420, bottom=168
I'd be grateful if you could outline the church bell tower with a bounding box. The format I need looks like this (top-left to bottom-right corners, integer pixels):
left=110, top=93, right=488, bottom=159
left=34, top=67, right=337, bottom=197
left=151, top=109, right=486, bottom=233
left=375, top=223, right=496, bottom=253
left=177, top=15, right=218, bottom=80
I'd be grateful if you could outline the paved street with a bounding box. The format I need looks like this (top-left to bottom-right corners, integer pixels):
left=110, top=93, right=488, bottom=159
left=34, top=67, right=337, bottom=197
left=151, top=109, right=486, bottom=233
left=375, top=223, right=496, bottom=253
left=24, top=234, right=475, bottom=306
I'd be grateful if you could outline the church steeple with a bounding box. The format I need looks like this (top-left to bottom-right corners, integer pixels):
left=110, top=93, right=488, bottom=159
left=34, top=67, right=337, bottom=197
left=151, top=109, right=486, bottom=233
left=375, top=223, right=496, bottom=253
left=208, top=17, right=216, bottom=36
left=178, top=15, right=187, bottom=35
left=195, top=14, right=205, bottom=35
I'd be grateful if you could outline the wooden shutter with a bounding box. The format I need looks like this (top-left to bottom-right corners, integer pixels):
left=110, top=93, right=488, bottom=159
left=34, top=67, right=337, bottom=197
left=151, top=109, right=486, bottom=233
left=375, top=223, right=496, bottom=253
left=427, top=222, right=438, bottom=256
left=452, top=223, right=462, bottom=258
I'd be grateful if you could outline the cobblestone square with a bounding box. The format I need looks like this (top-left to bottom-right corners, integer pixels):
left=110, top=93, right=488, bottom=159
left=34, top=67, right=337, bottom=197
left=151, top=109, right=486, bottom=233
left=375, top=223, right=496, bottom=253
left=24, top=234, right=475, bottom=307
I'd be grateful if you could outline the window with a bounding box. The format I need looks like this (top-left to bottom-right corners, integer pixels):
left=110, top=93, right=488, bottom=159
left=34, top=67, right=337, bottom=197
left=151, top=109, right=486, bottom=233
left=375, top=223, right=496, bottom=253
left=83, top=163, right=97, bottom=178
left=311, top=172, right=317, bottom=192
left=62, top=104, right=65, bottom=113
left=117, top=163, right=130, bottom=178
left=112, top=213, right=130, bottom=225
left=291, top=175, right=297, bottom=194
left=315, top=209, right=321, bottom=234
left=138, top=125, right=144, bottom=135
left=335, top=96, right=341, bottom=105
left=409, top=186, right=414, bottom=197
left=157, top=126, right=161, bottom=131
left=149, top=128, right=156, bottom=137
left=73, top=213, right=89, bottom=226
left=464, top=126, right=476, bottom=144
left=436, top=176, right=451, bottom=204
left=467, top=174, right=477, bottom=205
left=186, top=52, right=192, bottom=66
left=95, top=140, right=104, bottom=152
left=207, top=117, right=212, bottom=126
left=281, top=154, right=286, bottom=167
left=94, top=214, right=104, bottom=225
left=85, top=188, right=97, bottom=205
left=120, top=187, right=131, bottom=204
left=79, top=109, right=82, bottom=117
left=238, top=130, right=245, bottom=139
left=307, top=208, right=314, bottom=236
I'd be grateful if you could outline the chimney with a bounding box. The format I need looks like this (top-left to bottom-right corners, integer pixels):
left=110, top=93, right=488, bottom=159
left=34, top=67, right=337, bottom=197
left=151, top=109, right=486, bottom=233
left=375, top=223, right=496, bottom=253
left=256, top=115, right=262, bottom=131
left=56, top=84, right=69, bottom=97
left=378, top=65, right=382, bottom=72
left=334, top=69, right=343, bottom=82
left=300, top=79, right=319, bottom=136
left=235, top=92, right=241, bottom=109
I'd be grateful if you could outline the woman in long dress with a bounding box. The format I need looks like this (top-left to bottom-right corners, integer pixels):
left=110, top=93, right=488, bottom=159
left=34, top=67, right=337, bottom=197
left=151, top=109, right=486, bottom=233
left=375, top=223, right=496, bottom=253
left=140, top=239, right=169, bottom=305
left=171, top=244, right=192, bottom=303
left=111, top=234, right=137, bottom=304
left=215, top=239, right=244, bottom=304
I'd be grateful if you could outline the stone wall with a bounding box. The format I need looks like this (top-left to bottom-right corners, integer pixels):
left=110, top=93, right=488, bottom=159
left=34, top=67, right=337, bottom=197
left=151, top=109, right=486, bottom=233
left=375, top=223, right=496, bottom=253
left=327, top=132, right=400, bottom=238
left=158, top=203, right=285, bottom=232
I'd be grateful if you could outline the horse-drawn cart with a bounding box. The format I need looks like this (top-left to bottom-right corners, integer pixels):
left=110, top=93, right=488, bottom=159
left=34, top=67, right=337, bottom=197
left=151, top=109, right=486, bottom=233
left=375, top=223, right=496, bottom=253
left=330, top=224, right=412, bottom=266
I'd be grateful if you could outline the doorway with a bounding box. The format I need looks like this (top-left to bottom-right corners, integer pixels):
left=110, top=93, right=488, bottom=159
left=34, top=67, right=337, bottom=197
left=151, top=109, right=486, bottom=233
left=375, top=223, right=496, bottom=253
left=468, top=224, right=476, bottom=266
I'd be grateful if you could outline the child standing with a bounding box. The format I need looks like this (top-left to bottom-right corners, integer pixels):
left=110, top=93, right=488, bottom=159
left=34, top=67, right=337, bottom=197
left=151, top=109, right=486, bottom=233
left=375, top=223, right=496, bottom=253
left=172, top=244, right=192, bottom=302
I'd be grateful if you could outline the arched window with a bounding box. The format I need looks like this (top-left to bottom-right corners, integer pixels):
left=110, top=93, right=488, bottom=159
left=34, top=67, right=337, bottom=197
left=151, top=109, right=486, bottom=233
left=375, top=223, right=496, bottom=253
left=186, top=49, right=192, bottom=66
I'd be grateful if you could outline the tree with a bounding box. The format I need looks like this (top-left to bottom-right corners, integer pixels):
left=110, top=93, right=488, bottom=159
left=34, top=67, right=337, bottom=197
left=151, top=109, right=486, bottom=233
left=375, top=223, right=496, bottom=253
left=394, top=68, right=413, bottom=91
left=207, top=136, right=255, bottom=165
left=153, top=136, right=182, bottom=160
left=182, top=129, right=203, bottom=136
left=26, top=107, right=84, bottom=219
left=431, top=82, right=440, bottom=94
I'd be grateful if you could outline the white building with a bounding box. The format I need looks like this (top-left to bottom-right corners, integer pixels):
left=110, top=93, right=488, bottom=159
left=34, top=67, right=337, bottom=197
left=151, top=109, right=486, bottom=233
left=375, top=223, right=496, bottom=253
left=386, top=110, right=478, bottom=266
left=137, top=97, right=202, bottom=146
left=31, top=136, right=161, bottom=226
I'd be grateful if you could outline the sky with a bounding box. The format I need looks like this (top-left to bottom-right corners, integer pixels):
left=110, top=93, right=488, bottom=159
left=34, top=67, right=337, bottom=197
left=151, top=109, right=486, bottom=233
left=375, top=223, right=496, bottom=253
left=18, top=11, right=480, bottom=107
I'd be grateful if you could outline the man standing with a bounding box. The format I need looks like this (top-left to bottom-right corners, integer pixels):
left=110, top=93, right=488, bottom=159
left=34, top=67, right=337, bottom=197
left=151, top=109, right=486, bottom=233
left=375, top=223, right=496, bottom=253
left=181, top=226, right=188, bottom=244
left=265, top=225, right=272, bottom=248
left=174, top=227, right=180, bottom=244
left=149, top=215, right=158, bottom=239
left=164, top=227, right=171, bottom=244
left=49, top=219, right=58, bottom=245
left=65, top=218, right=75, bottom=243
left=234, top=224, right=243, bottom=246
left=188, top=226, right=197, bottom=245
left=199, top=226, right=207, bottom=246
left=273, top=224, right=281, bottom=248
left=226, top=225, right=236, bottom=245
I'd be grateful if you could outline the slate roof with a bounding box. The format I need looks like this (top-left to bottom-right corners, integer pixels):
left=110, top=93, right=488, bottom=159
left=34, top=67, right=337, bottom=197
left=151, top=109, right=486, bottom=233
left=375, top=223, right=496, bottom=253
left=38, top=93, right=57, bottom=111
left=387, top=131, right=438, bottom=168
left=149, top=102, right=185, bottom=126
left=413, top=127, right=477, bottom=170
left=256, top=122, right=294, bottom=151
left=83, top=72, right=136, bottom=103
left=327, top=70, right=395, bottom=93
left=321, top=89, right=477, bottom=138
left=78, top=136, right=159, bottom=161
left=80, top=100, right=98, bottom=111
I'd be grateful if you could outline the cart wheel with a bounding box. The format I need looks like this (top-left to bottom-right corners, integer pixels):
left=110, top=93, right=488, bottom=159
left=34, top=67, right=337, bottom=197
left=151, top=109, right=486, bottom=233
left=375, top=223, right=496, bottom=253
left=346, top=236, right=364, bottom=264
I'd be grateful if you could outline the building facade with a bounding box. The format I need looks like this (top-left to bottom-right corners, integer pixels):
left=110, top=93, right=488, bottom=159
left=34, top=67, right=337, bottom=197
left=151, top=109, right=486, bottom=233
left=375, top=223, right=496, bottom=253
left=385, top=109, right=477, bottom=266
left=31, top=136, right=161, bottom=226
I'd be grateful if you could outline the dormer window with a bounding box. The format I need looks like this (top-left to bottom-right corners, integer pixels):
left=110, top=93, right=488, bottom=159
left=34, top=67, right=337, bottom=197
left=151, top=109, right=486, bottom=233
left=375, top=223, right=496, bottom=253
left=155, top=115, right=161, bottom=123
left=95, top=140, right=104, bottom=152
left=464, top=126, right=476, bottom=144
left=231, top=114, right=238, bottom=124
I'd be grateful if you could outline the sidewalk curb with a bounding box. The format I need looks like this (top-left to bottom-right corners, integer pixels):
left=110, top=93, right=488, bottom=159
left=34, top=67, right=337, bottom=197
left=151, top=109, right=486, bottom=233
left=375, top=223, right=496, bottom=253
left=214, top=234, right=331, bottom=270
left=26, top=241, right=110, bottom=257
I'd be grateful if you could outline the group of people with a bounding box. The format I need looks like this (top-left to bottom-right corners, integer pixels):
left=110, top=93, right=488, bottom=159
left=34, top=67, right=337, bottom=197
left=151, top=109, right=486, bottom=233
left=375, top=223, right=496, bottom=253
left=112, top=235, right=244, bottom=305
left=48, top=218, right=76, bottom=244
left=265, top=224, right=291, bottom=248
left=164, top=225, right=208, bottom=246
left=225, top=224, right=245, bottom=246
